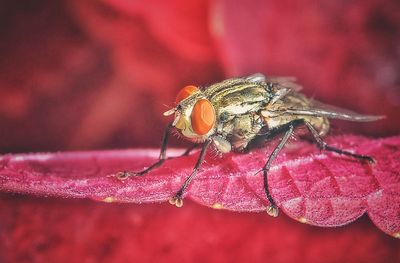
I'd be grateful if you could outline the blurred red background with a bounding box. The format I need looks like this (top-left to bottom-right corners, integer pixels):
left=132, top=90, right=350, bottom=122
left=0, top=0, right=399, bottom=262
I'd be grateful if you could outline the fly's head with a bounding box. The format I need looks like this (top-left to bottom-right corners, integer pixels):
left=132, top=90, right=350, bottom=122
left=164, top=85, right=216, bottom=142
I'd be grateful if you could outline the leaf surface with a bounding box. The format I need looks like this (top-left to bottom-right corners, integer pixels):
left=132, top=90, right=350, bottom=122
left=1, top=135, right=399, bottom=237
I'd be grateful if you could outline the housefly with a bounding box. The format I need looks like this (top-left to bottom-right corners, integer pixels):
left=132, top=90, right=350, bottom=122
left=117, top=74, right=383, bottom=217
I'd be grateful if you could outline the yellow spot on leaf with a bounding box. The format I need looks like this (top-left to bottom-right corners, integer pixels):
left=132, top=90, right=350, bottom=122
left=393, top=232, right=400, bottom=239
left=212, top=203, right=224, bottom=209
left=103, top=197, right=115, bottom=203
left=298, top=217, right=307, bottom=224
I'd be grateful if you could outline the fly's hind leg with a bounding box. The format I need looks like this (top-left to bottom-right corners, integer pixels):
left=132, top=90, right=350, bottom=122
left=262, top=123, right=295, bottom=217
left=116, top=123, right=173, bottom=180
left=254, top=119, right=373, bottom=218
left=304, top=121, right=375, bottom=163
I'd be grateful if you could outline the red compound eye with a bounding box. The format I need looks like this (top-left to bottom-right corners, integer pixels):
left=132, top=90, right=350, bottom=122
left=191, top=99, right=216, bottom=135
left=175, top=85, right=199, bottom=104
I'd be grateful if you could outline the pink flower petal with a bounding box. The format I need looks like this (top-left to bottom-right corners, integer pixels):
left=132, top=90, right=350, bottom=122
left=1, top=135, right=399, bottom=237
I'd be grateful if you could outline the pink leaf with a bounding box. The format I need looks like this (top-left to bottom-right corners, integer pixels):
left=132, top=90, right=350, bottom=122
left=0, top=135, right=399, bottom=237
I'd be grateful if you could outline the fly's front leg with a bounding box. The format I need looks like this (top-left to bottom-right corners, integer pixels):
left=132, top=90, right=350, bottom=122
left=304, top=121, right=375, bottom=163
left=169, top=137, right=213, bottom=207
left=116, top=122, right=173, bottom=180
left=262, top=124, right=295, bottom=217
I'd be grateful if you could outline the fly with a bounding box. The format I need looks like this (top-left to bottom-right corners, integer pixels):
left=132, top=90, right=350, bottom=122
left=117, top=74, right=383, bottom=217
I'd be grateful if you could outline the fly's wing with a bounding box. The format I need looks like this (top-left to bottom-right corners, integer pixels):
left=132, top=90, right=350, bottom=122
left=265, top=76, right=303, bottom=92
left=246, top=74, right=303, bottom=92
left=246, top=73, right=266, bottom=82
left=285, top=99, right=385, bottom=122
left=248, top=75, right=383, bottom=122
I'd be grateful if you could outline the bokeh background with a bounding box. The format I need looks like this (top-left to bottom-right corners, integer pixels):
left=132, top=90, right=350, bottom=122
left=0, top=0, right=399, bottom=262
left=1, top=0, right=399, bottom=153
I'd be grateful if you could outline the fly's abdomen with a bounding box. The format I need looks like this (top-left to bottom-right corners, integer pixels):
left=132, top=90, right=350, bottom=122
left=261, top=92, right=330, bottom=136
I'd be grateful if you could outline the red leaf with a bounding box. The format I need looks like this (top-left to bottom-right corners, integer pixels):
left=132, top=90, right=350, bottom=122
left=1, top=135, right=399, bottom=237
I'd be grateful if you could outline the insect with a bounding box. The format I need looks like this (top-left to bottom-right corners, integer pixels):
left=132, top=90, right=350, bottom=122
left=117, top=74, right=382, bottom=217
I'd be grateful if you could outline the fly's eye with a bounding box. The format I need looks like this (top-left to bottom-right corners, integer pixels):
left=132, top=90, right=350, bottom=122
left=191, top=99, right=215, bottom=135
left=175, top=85, right=199, bottom=104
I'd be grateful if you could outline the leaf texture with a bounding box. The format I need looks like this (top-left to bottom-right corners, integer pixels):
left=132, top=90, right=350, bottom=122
left=1, top=135, right=399, bottom=237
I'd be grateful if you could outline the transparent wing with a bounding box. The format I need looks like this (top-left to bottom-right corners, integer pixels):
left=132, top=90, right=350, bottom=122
left=285, top=99, right=384, bottom=122
left=265, top=76, right=303, bottom=92
left=246, top=73, right=266, bottom=82
left=246, top=74, right=303, bottom=92
left=248, top=75, right=383, bottom=122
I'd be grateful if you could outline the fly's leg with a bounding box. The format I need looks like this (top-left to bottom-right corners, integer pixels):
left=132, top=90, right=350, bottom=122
left=254, top=119, right=373, bottom=217
left=116, top=123, right=173, bottom=180
left=304, top=121, right=375, bottom=163
left=169, top=137, right=213, bottom=207
left=262, top=124, right=295, bottom=217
